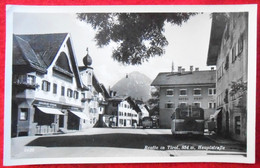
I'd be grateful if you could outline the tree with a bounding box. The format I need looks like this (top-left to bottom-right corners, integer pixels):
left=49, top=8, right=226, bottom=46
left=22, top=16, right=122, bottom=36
left=147, top=86, right=160, bottom=116
left=229, top=81, right=247, bottom=97
left=229, top=80, right=247, bottom=112
left=77, top=13, right=196, bottom=65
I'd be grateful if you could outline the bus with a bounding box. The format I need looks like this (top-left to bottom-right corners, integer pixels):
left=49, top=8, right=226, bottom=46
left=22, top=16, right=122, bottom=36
left=171, top=106, right=204, bottom=136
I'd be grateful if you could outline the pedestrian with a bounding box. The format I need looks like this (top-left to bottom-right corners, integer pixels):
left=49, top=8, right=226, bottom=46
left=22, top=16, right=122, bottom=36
left=208, top=118, right=216, bottom=135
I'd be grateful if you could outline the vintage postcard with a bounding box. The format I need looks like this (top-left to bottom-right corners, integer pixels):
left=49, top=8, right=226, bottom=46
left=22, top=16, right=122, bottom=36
left=4, top=5, right=257, bottom=165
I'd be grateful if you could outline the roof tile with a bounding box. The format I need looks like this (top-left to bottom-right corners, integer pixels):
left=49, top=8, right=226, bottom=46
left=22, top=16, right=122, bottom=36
left=151, top=70, right=216, bottom=86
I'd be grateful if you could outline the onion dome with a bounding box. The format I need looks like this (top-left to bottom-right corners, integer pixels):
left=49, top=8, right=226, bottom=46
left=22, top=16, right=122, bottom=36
left=83, top=48, right=92, bottom=67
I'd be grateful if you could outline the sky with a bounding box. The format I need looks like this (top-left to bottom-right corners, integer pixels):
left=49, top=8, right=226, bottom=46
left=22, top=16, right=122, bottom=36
left=13, top=12, right=214, bottom=89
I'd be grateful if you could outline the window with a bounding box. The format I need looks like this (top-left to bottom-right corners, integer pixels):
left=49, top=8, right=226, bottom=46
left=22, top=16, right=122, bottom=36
left=193, top=88, right=201, bottom=96
left=193, top=102, right=201, bottom=107
left=61, top=86, right=65, bottom=96
left=27, top=75, right=36, bottom=85
left=74, top=91, right=79, bottom=99
left=179, top=89, right=187, bottom=96
left=179, top=102, right=187, bottom=107
left=208, top=102, right=216, bottom=109
left=42, top=80, right=50, bottom=92
left=166, top=89, right=174, bottom=96
left=224, top=53, right=229, bottom=70
left=192, top=110, right=201, bottom=118
left=67, top=89, right=73, bottom=98
left=53, top=83, right=57, bottom=94
left=20, top=108, right=28, bottom=121
left=81, top=93, right=85, bottom=99
left=208, top=88, right=216, bottom=95
left=90, top=108, right=97, bottom=113
left=238, top=35, right=244, bottom=55
left=232, top=45, right=237, bottom=63
left=165, top=103, right=174, bottom=109
left=235, top=116, right=241, bottom=134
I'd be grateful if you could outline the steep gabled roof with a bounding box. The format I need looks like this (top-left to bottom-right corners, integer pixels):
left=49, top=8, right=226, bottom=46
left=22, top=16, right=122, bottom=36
left=151, top=70, right=216, bottom=86
left=13, top=33, right=68, bottom=71
left=92, top=74, right=111, bottom=99
left=125, top=97, right=142, bottom=113
left=100, top=84, right=111, bottom=99
left=92, top=74, right=103, bottom=93
left=13, top=33, right=84, bottom=89
left=207, top=13, right=227, bottom=66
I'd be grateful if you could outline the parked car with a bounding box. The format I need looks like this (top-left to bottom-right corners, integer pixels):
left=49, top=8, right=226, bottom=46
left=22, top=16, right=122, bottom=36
left=142, top=117, right=153, bottom=128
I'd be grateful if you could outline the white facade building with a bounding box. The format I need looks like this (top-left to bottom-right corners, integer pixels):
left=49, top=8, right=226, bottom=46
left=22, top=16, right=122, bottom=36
left=117, top=100, right=138, bottom=127
left=12, top=33, right=89, bottom=136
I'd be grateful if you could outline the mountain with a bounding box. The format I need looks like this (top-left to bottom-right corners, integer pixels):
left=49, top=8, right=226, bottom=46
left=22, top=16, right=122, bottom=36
left=111, top=71, right=152, bottom=101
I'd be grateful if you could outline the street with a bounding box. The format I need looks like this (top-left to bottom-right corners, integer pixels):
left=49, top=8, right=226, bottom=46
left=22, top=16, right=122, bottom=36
left=11, top=128, right=246, bottom=159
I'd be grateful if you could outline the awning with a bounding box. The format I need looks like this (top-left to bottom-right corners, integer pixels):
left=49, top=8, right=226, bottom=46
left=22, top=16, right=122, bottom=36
left=211, top=108, right=222, bottom=119
left=37, top=107, right=64, bottom=115
left=69, top=110, right=89, bottom=120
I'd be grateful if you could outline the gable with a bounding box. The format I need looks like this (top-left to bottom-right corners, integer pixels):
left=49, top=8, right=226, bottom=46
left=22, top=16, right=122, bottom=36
left=13, top=33, right=68, bottom=73
left=13, top=33, right=83, bottom=89
left=55, top=52, right=73, bottom=73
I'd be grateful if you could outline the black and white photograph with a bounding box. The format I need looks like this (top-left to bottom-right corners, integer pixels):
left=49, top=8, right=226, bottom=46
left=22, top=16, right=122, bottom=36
left=4, top=5, right=257, bottom=165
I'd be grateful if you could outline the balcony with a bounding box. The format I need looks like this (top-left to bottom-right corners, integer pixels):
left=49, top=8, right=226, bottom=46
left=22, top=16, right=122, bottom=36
left=81, top=90, right=93, bottom=102
left=13, top=74, right=38, bottom=90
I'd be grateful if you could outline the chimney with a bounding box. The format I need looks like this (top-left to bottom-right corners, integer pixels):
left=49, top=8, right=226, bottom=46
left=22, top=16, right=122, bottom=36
left=190, top=66, right=193, bottom=72
left=211, top=67, right=214, bottom=70
left=171, top=61, right=174, bottom=73
left=178, top=66, right=182, bottom=73
left=195, top=67, right=199, bottom=71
